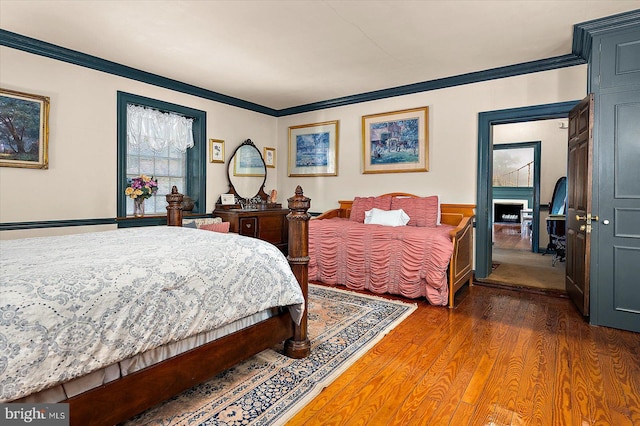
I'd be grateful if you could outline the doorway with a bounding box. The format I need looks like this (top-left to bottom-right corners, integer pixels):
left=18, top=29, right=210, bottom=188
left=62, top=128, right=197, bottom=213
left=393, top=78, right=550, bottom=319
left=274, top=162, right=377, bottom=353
left=492, top=141, right=540, bottom=254
left=475, top=101, right=580, bottom=283
left=484, top=132, right=566, bottom=291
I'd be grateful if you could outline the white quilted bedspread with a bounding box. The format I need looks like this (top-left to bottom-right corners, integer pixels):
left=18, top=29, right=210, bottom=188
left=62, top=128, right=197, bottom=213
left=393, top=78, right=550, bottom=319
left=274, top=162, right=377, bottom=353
left=0, top=226, right=304, bottom=401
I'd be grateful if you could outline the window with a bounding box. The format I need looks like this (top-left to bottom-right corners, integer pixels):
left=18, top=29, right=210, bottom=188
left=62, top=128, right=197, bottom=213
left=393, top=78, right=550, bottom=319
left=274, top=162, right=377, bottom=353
left=492, top=147, right=534, bottom=188
left=117, top=92, right=206, bottom=222
left=126, top=135, right=187, bottom=215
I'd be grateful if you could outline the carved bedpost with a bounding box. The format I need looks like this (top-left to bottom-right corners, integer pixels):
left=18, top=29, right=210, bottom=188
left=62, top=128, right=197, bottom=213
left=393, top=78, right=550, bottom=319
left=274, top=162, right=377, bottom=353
left=285, top=185, right=311, bottom=358
left=166, top=186, right=184, bottom=226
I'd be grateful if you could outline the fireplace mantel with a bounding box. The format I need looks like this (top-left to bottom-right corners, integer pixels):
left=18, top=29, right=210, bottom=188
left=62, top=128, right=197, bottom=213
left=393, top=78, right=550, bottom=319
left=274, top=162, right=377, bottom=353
left=493, top=199, right=528, bottom=223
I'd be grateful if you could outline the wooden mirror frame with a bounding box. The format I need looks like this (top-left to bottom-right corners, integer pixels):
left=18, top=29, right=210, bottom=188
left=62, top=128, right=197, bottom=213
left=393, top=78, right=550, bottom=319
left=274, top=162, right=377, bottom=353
left=217, top=139, right=281, bottom=210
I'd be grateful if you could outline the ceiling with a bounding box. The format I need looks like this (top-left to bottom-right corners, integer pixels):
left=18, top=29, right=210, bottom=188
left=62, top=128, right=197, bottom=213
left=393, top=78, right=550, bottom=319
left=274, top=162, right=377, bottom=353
left=1, top=1, right=638, bottom=110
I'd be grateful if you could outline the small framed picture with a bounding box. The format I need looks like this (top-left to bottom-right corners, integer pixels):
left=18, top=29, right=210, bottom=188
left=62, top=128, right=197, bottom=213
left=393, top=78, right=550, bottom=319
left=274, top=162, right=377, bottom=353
left=209, top=139, right=225, bottom=163
left=220, top=193, right=236, bottom=205
left=0, top=88, right=50, bottom=169
left=264, top=147, right=275, bottom=168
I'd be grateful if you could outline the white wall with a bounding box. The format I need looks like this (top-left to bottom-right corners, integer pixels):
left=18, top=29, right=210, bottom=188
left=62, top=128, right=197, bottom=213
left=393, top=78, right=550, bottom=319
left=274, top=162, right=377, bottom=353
left=493, top=120, right=568, bottom=203
left=276, top=67, right=587, bottom=213
left=0, top=47, right=277, bottom=233
left=493, top=120, right=569, bottom=246
left=1, top=45, right=588, bottom=237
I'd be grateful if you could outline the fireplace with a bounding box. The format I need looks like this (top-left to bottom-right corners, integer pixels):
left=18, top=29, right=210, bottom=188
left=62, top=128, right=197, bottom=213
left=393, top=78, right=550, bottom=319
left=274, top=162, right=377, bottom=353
left=493, top=199, right=528, bottom=223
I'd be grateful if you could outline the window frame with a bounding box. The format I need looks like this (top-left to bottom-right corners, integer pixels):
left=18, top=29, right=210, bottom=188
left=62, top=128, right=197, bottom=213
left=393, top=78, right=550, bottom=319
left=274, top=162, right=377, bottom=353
left=117, top=92, right=206, bottom=224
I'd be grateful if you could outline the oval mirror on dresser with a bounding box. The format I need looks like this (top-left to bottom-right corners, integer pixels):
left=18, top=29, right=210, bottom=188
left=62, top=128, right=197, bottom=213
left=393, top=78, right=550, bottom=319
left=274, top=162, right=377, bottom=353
left=217, top=139, right=280, bottom=209
left=227, top=139, right=267, bottom=200
left=214, top=139, right=288, bottom=253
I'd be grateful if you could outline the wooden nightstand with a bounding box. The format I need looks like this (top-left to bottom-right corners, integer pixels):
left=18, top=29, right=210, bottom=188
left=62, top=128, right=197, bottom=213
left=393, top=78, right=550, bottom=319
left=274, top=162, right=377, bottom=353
left=213, top=208, right=289, bottom=253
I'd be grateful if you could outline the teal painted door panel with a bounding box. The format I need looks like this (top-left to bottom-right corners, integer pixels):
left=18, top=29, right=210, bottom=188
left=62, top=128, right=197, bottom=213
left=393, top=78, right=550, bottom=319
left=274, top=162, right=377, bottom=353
left=592, top=26, right=640, bottom=333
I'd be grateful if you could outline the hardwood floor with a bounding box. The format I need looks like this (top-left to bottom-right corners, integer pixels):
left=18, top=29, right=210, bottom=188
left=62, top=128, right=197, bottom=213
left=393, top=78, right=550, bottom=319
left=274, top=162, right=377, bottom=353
left=493, top=222, right=532, bottom=251
left=288, top=284, right=640, bottom=425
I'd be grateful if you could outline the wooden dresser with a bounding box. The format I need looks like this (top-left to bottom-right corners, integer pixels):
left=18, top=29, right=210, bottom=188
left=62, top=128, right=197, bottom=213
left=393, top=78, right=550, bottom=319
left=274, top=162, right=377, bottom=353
left=213, top=208, right=289, bottom=253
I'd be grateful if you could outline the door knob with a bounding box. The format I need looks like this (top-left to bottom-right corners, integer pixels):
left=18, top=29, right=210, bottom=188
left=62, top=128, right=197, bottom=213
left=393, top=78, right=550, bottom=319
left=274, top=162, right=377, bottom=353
left=576, top=214, right=599, bottom=222
left=580, top=225, right=586, bottom=231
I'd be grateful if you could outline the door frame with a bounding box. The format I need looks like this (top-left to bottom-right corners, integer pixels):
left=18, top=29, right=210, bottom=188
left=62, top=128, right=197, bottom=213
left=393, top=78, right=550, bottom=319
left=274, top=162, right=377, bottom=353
left=476, top=100, right=580, bottom=279
left=492, top=141, right=541, bottom=253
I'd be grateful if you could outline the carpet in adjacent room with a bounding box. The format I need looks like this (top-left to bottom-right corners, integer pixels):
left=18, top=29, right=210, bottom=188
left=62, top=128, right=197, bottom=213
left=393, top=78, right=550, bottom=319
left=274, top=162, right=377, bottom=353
left=124, top=284, right=416, bottom=426
left=478, top=247, right=566, bottom=293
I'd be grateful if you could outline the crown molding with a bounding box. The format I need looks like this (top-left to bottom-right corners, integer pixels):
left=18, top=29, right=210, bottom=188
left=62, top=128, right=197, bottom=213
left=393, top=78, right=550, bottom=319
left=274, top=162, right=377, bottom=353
left=0, top=29, right=278, bottom=116
left=572, top=9, right=640, bottom=60
left=276, top=54, right=584, bottom=116
left=2, top=9, right=632, bottom=117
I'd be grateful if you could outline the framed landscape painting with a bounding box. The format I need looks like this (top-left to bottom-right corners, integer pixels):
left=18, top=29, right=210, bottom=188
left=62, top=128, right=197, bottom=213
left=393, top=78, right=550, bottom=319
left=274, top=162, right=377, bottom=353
left=288, top=120, right=338, bottom=177
left=0, top=88, right=50, bottom=169
left=362, top=106, right=429, bottom=174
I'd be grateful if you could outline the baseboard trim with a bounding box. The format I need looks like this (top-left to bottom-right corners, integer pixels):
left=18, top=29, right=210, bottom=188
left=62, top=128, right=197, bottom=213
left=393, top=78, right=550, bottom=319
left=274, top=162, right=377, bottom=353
left=0, top=218, right=116, bottom=231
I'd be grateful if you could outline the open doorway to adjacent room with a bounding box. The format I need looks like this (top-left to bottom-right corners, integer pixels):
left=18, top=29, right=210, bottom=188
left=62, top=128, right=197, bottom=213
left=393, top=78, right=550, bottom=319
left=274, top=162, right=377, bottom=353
left=479, top=118, right=569, bottom=293
left=492, top=142, right=538, bottom=253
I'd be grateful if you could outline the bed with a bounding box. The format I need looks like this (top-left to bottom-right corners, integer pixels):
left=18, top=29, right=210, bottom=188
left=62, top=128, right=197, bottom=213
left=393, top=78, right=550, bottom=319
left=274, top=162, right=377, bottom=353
left=310, top=193, right=474, bottom=308
left=0, top=186, right=311, bottom=425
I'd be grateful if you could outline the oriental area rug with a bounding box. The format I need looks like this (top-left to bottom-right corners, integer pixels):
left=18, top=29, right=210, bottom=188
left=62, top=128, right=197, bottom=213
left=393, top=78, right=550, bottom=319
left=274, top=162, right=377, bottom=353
left=125, top=284, right=416, bottom=426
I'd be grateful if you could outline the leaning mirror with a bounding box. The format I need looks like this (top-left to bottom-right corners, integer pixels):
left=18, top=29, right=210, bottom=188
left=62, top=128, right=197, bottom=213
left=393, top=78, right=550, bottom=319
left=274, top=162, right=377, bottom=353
left=225, top=139, right=267, bottom=203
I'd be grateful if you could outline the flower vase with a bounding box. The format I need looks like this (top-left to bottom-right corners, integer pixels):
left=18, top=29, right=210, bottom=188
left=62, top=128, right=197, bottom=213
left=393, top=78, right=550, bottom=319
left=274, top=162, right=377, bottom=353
left=134, top=198, right=145, bottom=217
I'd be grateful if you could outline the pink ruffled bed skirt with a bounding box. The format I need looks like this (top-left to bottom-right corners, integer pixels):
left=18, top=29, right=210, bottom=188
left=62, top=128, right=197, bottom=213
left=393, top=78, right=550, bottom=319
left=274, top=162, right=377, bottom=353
left=308, top=218, right=455, bottom=305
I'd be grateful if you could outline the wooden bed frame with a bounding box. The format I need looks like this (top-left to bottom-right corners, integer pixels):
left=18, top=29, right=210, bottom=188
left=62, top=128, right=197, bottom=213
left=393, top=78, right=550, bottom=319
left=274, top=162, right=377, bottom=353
left=62, top=186, right=311, bottom=425
left=314, top=193, right=475, bottom=308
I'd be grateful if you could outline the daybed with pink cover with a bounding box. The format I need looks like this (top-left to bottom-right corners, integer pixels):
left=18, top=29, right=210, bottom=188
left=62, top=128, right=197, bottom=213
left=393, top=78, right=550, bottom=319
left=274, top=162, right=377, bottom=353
left=309, top=193, right=475, bottom=308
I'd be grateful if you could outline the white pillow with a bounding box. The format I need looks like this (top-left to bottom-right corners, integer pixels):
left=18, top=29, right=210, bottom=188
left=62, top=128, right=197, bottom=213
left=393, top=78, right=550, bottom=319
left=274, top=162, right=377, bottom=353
left=364, top=208, right=410, bottom=227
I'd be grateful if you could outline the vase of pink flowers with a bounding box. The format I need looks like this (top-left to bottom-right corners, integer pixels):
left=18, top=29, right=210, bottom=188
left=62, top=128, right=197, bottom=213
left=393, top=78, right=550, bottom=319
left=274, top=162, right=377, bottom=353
left=125, top=174, right=158, bottom=217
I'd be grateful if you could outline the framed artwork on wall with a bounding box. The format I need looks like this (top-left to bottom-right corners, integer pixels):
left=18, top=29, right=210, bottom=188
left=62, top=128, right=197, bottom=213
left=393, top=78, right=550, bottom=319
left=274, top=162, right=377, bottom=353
left=362, top=106, right=429, bottom=174
left=288, top=120, right=339, bottom=177
left=209, top=138, right=225, bottom=163
left=0, top=88, right=50, bottom=169
left=264, top=147, right=275, bottom=168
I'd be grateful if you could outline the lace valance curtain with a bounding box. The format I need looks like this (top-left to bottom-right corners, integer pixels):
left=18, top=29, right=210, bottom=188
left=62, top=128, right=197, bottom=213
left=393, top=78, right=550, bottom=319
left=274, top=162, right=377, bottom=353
left=127, top=104, right=194, bottom=152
